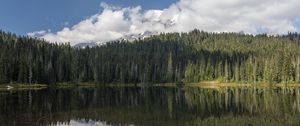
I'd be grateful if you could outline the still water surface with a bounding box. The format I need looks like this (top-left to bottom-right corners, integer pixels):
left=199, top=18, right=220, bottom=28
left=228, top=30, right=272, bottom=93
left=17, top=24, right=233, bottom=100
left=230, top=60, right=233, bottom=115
left=1, top=86, right=300, bottom=126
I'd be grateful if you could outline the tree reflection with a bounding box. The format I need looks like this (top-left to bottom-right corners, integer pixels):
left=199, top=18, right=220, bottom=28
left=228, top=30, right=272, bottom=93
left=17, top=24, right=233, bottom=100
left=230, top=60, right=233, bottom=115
left=0, top=87, right=300, bottom=126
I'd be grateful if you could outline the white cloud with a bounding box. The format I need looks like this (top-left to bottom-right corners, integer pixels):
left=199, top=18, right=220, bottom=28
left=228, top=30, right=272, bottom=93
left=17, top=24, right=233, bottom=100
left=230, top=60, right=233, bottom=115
left=27, top=30, right=47, bottom=37
left=28, top=29, right=51, bottom=37
left=29, top=0, right=300, bottom=45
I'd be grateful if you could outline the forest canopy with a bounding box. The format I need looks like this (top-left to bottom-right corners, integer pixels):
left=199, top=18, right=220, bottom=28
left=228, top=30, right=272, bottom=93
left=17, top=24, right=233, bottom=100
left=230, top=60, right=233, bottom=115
left=0, top=30, right=300, bottom=85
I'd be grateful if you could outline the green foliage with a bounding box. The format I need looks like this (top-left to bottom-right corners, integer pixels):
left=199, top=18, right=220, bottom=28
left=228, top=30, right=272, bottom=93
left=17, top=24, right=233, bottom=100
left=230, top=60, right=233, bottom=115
left=0, top=29, right=300, bottom=85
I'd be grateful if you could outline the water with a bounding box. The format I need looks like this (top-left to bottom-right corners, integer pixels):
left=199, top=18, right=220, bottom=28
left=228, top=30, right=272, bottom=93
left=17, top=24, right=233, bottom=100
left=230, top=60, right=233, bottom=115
left=1, top=86, right=300, bottom=126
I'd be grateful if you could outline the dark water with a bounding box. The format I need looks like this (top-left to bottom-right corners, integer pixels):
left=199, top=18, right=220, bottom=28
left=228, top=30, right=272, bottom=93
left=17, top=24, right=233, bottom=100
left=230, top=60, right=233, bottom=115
left=1, top=86, right=300, bottom=126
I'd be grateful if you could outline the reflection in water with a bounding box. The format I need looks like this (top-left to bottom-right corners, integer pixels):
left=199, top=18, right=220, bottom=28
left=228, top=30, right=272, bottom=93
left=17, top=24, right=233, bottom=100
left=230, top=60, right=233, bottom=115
left=54, top=120, right=119, bottom=126
left=0, top=87, right=300, bottom=126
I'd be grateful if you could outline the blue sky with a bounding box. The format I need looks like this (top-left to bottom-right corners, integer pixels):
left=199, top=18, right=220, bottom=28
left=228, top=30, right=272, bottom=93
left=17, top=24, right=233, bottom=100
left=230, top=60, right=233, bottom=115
left=0, top=0, right=177, bottom=35
left=1, top=0, right=300, bottom=45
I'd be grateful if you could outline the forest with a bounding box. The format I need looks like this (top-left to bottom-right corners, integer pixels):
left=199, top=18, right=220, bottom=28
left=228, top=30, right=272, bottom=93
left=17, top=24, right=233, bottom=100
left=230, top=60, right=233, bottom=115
left=0, top=29, right=300, bottom=85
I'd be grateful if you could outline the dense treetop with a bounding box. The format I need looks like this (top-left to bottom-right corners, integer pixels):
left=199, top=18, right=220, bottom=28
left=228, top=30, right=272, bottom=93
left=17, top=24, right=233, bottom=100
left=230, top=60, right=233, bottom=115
left=0, top=30, right=300, bottom=85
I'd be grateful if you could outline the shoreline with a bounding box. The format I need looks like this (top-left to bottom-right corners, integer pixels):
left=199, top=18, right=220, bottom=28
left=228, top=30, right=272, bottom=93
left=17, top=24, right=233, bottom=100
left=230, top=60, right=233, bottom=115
left=0, top=81, right=299, bottom=91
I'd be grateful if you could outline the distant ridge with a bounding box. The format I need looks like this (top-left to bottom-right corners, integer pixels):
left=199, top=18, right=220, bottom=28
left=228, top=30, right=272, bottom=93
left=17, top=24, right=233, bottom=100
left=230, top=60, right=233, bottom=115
left=73, top=31, right=158, bottom=48
left=73, top=42, right=98, bottom=48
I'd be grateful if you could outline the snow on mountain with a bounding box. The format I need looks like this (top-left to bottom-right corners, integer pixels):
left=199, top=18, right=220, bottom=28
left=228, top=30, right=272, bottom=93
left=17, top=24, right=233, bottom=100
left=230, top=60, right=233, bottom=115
left=73, top=42, right=98, bottom=48
left=73, top=31, right=158, bottom=48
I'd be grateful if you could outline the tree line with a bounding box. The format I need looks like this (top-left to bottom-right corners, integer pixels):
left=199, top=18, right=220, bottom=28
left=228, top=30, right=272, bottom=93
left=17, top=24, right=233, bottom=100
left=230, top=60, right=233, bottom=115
left=0, top=30, right=300, bottom=85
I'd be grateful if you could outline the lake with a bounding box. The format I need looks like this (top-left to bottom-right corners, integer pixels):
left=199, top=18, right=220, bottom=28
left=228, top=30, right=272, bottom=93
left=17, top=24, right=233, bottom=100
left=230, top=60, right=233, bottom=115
left=1, top=86, right=300, bottom=126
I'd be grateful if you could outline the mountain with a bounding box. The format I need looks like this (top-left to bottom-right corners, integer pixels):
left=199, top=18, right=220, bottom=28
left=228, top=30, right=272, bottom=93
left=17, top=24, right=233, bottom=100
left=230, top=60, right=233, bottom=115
left=73, top=42, right=98, bottom=48
left=120, top=31, right=159, bottom=42
left=73, top=31, right=158, bottom=48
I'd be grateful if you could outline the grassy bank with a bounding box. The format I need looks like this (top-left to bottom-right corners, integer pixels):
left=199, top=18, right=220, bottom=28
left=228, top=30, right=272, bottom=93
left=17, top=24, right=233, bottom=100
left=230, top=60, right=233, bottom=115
left=53, top=82, right=97, bottom=88
left=0, top=81, right=300, bottom=91
left=0, top=84, right=48, bottom=91
left=185, top=80, right=300, bottom=89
